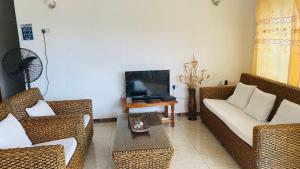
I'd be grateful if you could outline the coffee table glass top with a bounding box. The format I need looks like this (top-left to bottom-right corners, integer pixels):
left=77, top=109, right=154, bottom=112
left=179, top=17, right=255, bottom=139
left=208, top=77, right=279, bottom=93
left=113, top=112, right=173, bottom=152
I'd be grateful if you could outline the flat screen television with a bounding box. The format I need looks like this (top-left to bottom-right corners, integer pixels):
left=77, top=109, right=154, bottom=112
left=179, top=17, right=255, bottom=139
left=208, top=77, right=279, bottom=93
left=125, top=70, right=170, bottom=99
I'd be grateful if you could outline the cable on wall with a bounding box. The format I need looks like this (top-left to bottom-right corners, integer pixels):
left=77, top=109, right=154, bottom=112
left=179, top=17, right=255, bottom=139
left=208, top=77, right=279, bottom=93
left=42, top=30, right=50, bottom=96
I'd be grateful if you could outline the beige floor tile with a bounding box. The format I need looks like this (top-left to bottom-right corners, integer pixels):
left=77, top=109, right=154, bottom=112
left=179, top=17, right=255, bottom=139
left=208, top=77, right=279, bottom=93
left=94, top=122, right=116, bottom=128
left=93, top=127, right=114, bottom=139
left=84, top=116, right=240, bottom=169
left=84, top=142, right=111, bottom=169
left=171, top=161, right=209, bottom=169
left=208, top=164, right=241, bottom=169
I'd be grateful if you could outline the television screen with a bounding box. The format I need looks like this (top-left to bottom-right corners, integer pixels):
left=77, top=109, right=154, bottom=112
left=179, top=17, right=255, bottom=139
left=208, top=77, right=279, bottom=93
left=125, top=70, right=170, bottom=98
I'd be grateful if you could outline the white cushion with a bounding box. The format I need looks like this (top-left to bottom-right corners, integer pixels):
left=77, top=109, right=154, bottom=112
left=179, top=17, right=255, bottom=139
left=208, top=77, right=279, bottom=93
left=34, top=137, right=77, bottom=165
left=0, top=114, right=32, bottom=149
left=84, top=114, right=91, bottom=128
left=204, top=99, right=265, bottom=146
left=270, top=99, right=300, bottom=125
left=26, top=100, right=56, bottom=117
left=227, top=82, right=256, bottom=109
left=244, top=88, right=276, bottom=122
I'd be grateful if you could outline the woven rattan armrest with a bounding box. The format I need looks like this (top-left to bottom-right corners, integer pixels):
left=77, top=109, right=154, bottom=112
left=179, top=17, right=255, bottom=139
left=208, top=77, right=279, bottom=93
left=21, top=114, right=85, bottom=145
left=200, top=86, right=236, bottom=102
left=253, top=124, right=300, bottom=169
left=47, top=99, right=92, bottom=117
left=0, top=145, right=66, bottom=169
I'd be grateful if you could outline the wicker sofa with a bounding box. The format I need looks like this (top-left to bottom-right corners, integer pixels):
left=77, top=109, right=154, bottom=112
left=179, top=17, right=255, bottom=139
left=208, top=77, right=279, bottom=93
left=7, top=88, right=94, bottom=155
left=200, top=73, right=300, bottom=169
left=0, top=102, right=85, bottom=169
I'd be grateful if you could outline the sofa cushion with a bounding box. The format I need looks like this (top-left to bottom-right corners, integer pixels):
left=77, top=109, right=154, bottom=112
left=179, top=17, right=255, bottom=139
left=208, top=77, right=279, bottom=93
left=244, top=88, right=276, bottom=122
left=84, top=114, right=90, bottom=128
left=204, top=99, right=265, bottom=146
left=0, top=114, right=32, bottom=149
left=270, top=99, right=300, bottom=125
left=34, top=137, right=77, bottom=165
left=26, top=100, right=56, bottom=117
left=0, top=114, right=33, bottom=149
left=227, top=82, right=256, bottom=109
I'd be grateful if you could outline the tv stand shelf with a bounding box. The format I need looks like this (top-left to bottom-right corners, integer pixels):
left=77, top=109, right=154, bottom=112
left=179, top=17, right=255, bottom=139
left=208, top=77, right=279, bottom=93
left=121, top=98, right=178, bottom=127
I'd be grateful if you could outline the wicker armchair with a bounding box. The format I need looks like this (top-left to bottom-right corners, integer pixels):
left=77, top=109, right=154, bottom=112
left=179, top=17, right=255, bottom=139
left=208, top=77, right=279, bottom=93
left=7, top=88, right=94, bottom=155
left=0, top=103, right=85, bottom=169
left=200, top=73, right=300, bottom=169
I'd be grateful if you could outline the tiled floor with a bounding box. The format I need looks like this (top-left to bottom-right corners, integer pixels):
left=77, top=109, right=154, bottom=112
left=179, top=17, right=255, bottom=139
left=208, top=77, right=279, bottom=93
left=84, top=115, right=240, bottom=169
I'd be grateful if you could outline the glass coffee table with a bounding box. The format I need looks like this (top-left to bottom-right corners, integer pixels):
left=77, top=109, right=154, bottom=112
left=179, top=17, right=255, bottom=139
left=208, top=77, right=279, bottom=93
left=112, top=112, right=174, bottom=169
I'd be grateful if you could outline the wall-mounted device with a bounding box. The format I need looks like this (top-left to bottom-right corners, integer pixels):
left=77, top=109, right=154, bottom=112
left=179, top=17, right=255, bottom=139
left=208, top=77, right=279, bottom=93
left=220, top=80, right=236, bottom=86
left=212, top=0, right=222, bottom=6
left=21, top=24, right=34, bottom=40
left=47, top=0, right=56, bottom=9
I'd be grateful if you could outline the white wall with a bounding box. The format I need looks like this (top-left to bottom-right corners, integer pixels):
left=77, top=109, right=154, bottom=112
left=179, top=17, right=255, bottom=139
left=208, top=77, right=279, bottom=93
left=14, top=0, right=256, bottom=119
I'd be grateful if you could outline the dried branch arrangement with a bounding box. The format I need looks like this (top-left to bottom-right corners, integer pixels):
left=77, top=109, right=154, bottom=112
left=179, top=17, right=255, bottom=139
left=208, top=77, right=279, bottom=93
left=179, top=55, right=210, bottom=89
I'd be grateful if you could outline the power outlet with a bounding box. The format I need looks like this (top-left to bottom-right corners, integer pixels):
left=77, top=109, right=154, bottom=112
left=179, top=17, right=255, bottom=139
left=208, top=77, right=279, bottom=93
left=41, top=28, right=51, bottom=33
left=172, top=84, right=180, bottom=90
left=172, top=85, right=176, bottom=90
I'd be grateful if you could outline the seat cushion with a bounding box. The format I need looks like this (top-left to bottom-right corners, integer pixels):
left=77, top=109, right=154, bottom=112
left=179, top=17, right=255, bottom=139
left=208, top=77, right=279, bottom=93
left=34, top=137, right=77, bottom=165
left=84, top=114, right=91, bottom=128
left=204, top=99, right=265, bottom=146
left=0, top=114, right=33, bottom=149
left=270, top=99, right=300, bottom=125
left=26, top=100, right=56, bottom=117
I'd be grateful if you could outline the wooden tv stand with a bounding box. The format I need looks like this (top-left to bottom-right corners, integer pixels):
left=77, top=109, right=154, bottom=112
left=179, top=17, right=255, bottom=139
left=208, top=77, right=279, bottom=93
left=121, top=98, right=178, bottom=127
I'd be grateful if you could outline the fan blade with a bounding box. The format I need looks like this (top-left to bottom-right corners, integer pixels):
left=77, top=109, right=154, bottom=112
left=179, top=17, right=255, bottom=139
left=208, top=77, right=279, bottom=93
left=21, top=57, right=38, bottom=66
left=10, top=57, right=38, bottom=75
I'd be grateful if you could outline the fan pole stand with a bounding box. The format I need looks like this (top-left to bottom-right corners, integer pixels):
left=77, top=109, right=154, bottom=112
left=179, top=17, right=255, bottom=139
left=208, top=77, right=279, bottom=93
left=25, top=69, right=31, bottom=89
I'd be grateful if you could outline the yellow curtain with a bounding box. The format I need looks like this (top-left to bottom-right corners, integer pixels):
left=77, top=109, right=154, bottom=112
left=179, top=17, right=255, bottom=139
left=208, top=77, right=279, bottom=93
left=253, top=0, right=300, bottom=87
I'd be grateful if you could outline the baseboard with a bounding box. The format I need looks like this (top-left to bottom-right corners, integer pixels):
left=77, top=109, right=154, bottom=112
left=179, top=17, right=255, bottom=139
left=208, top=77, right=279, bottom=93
left=94, top=117, right=117, bottom=123
left=176, top=112, right=200, bottom=117
left=176, top=112, right=188, bottom=117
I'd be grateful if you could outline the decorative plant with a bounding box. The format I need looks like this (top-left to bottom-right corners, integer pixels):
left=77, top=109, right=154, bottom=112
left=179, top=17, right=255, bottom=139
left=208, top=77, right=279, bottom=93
left=179, top=55, right=210, bottom=89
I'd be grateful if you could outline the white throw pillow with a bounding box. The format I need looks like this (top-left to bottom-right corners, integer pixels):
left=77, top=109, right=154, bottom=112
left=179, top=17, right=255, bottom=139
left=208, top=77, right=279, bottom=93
left=0, top=114, right=32, bottom=149
left=26, top=100, right=55, bottom=117
left=34, top=137, right=77, bottom=165
left=227, top=82, right=256, bottom=109
left=270, top=99, right=300, bottom=125
left=83, top=114, right=91, bottom=128
left=244, top=88, right=276, bottom=122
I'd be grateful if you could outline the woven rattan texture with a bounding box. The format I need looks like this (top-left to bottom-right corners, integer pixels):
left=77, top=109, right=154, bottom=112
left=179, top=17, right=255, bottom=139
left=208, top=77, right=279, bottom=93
left=200, top=86, right=236, bottom=101
left=0, top=102, right=85, bottom=169
left=21, top=114, right=85, bottom=145
left=7, top=88, right=94, bottom=156
left=0, top=145, right=66, bottom=169
left=0, top=103, right=14, bottom=120
left=47, top=99, right=93, bottom=117
left=8, top=88, right=43, bottom=120
left=84, top=118, right=94, bottom=154
left=253, top=124, right=300, bottom=168
left=47, top=99, right=94, bottom=154
left=200, top=73, right=300, bottom=169
left=113, top=112, right=174, bottom=169
left=3, top=88, right=94, bottom=168
left=113, top=150, right=174, bottom=169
